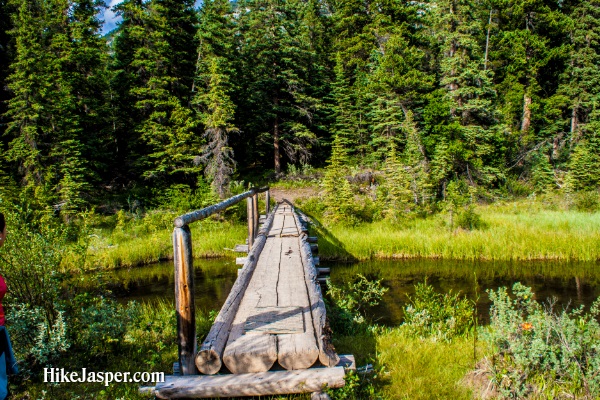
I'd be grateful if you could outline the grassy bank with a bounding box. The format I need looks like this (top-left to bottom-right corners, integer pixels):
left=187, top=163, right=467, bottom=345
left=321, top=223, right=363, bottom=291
left=306, top=201, right=600, bottom=262
left=87, top=211, right=247, bottom=269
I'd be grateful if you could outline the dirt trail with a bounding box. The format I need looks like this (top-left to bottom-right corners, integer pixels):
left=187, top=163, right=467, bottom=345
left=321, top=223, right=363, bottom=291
left=269, top=187, right=319, bottom=204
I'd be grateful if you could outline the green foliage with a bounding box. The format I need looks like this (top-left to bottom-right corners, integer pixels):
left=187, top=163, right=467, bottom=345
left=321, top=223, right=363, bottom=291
left=326, top=274, right=388, bottom=334
left=485, top=283, right=600, bottom=398
left=402, top=281, right=474, bottom=341
left=531, top=153, right=556, bottom=192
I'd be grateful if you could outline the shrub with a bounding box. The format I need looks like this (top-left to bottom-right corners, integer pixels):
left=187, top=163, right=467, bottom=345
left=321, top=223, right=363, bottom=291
left=484, top=283, right=600, bottom=398
left=402, top=281, right=474, bottom=341
left=9, top=304, right=70, bottom=377
left=574, top=191, right=600, bottom=212
left=326, top=274, right=388, bottom=335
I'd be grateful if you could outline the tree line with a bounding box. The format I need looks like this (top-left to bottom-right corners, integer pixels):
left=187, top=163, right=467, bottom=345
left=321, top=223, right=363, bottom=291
left=0, top=0, right=599, bottom=213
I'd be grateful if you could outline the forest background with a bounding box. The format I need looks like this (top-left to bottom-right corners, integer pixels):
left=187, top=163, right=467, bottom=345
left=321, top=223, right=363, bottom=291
left=1, top=0, right=599, bottom=212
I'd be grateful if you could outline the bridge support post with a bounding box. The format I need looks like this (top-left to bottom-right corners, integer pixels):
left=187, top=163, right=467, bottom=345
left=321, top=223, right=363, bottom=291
left=173, top=226, right=197, bottom=375
left=247, top=197, right=255, bottom=247
left=265, top=189, right=270, bottom=214
left=252, top=193, right=259, bottom=235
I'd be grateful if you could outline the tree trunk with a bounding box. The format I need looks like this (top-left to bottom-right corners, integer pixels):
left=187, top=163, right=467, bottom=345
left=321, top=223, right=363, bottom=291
left=570, top=105, right=578, bottom=139
left=274, top=113, right=281, bottom=174
left=521, top=92, right=532, bottom=133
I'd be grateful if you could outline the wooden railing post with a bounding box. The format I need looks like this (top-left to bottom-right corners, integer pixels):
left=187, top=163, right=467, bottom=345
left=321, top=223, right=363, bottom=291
left=252, top=193, right=259, bottom=235
left=247, top=196, right=255, bottom=247
left=265, top=189, right=270, bottom=214
left=173, top=225, right=196, bottom=375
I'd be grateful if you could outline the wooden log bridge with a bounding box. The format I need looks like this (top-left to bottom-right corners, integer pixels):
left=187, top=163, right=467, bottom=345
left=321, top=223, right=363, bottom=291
left=155, top=190, right=350, bottom=399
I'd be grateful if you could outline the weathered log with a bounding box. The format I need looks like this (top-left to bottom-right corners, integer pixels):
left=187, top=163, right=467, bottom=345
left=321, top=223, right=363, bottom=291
left=307, top=236, right=318, bottom=243
left=195, top=205, right=278, bottom=375
left=154, top=366, right=346, bottom=399
left=313, top=256, right=320, bottom=265
left=311, top=392, right=331, bottom=400
left=298, top=234, right=340, bottom=367
left=277, top=237, right=319, bottom=370
left=174, top=187, right=268, bottom=228
left=317, top=268, right=330, bottom=275
left=310, top=244, right=318, bottom=253
left=222, top=239, right=280, bottom=373
left=173, top=226, right=197, bottom=375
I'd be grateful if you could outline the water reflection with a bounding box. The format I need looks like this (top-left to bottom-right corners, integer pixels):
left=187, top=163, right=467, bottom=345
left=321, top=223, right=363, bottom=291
left=98, top=258, right=600, bottom=327
left=329, top=259, right=600, bottom=325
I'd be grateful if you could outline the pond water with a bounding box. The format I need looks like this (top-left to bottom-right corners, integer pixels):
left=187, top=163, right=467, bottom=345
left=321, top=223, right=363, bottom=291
left=102, top=258, right=600, bottom=326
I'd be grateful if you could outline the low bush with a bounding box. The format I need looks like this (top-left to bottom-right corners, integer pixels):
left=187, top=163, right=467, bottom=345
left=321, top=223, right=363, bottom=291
left=484, top=283, right=600, bottom=398
left=402, top=281, right=474, bottom=341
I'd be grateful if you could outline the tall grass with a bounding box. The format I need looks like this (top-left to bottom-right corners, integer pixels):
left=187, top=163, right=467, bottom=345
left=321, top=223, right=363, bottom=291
left=314, top=204, right=600, bottom=262
left=377, top=330, right=478, bottom=399
left=87, top=218, right=247, bottom=269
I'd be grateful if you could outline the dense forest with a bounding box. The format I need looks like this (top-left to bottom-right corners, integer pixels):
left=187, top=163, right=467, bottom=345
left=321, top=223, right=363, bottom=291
left=1, top=0, right=599, bottom=214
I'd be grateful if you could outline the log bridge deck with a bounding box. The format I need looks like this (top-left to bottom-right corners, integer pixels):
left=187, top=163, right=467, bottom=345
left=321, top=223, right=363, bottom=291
left=153, top=188, right=352, bottom=399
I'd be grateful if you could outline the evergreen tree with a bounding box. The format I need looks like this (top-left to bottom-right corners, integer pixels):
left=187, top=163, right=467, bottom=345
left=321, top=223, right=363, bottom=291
left=5, top=0, right=108, bottom=212
left=558, top=0, right=600, bottom=144
left=195, top=57, right=237, bottom=198
left=130, top=0, right=199, bottom=181
left=569, top=141, right=600, bottom=190
left=424, top=0, right=501, bottom=188
left=237, top=0, right=319, bottom=174
left=376, top=141, right=412, bottom=220
left=322, top=134, right=353, bottom=221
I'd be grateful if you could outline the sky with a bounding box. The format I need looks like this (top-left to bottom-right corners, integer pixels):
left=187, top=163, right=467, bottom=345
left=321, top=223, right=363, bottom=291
left=100, top=0, right=204, bottom=35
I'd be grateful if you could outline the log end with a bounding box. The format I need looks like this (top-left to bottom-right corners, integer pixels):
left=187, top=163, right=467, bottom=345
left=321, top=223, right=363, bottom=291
left=196, top=349, right=222, bottom=375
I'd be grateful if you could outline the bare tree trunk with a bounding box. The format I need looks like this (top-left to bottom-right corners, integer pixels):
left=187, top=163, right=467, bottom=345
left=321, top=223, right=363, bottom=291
left=484, top=8, right=493, bottom=70
left=570, top=106, right=578, bottom=140
left=521, top=92, right=532, bottom=133
left=274, top=114, right=281, bottom=175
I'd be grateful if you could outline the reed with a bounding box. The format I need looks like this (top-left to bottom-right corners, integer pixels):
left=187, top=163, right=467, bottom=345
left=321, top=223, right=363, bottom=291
left=87, top=218, right=247, bottom=269
left=313, top=204, right=600, bottom=262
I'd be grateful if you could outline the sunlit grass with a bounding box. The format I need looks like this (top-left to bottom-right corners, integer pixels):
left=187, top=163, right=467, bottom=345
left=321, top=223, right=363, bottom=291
left=314, top=202, right=600, bottom=262
left=377, top=328, right=480, bottom=399
left=87, top=213, right=247, bottom=269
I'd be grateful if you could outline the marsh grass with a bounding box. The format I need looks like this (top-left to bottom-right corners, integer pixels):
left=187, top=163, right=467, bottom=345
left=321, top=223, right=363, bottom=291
left=309, top=202, right=600, bottom=262
left=87, top=214, right=247, bottom=269
left=377, top=329, right=480, bottom=399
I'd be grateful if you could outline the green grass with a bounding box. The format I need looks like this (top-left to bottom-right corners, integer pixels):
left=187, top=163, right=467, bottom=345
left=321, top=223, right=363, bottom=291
left=310, top=201, right=600, bottom=262
left=87, top=213, right=247, bottom=269
left=376, top=329, right=480, bottom=399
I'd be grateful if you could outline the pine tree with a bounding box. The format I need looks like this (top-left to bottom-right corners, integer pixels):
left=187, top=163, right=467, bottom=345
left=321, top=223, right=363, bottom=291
left=322, top=135, right=353, bottom=221
left=376, top=141, right=412, bottom=220
left=236, top=0, right=319, bottom=174
left=131, top=0, right=199, bottom=181
left=425, top=0, right=501, bottom=187
left=531, top=152, right=555, bottom=192
left=569, top=141, right=600, bottom=190
left=5, top=0, right=108, bottom=212
left=558, top=0, right=600, bottom=144
left=195, top=56, right=237, bottom=198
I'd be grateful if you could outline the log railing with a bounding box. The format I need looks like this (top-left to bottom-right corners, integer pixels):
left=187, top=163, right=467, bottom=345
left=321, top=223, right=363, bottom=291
left=172, top=186, right=270, bottom=375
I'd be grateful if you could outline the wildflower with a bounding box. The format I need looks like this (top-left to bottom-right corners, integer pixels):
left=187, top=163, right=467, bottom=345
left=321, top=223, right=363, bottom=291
left=521, top=322, right=533, bottom=331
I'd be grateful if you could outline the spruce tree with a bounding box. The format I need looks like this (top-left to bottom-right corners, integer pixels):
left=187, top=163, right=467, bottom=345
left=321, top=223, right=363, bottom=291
left=130, top=0, right=199, bottom=181
left=236, top=0, right=319, bottom=174
left=5, top=0, right=108, bottom=212
left=195, top=57, right=238, bottom=198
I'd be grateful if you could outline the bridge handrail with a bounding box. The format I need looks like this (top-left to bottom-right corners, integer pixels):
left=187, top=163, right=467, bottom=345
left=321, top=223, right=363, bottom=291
left=174, top=186, right=269, bottom=227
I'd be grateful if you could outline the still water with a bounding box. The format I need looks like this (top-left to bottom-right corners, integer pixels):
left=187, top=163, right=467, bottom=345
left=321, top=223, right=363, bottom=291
left=102, top=258, right=600, bottom=326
